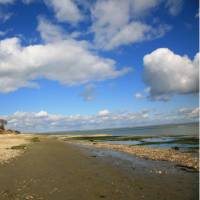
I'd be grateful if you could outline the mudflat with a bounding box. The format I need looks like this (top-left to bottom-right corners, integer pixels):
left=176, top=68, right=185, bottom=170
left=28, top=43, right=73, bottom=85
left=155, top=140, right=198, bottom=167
left=0, top=138, right=198, bottom=200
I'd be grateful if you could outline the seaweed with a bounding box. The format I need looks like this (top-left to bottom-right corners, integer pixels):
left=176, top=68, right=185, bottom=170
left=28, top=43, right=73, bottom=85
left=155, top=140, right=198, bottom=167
left=138, top=137, right=198, bottom=146
left=65, top=136, right=120, bottom=141
left=30, top=137, right=40, bottom=142
left=11, top=144, right=26, bottom=150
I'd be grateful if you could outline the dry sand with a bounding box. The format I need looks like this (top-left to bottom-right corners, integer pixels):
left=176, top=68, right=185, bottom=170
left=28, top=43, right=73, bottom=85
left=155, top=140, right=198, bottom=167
left=0, top=134, right=31, bottom=164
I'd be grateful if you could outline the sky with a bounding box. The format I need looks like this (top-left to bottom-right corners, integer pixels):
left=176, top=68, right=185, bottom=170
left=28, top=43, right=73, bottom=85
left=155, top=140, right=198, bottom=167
left=0, top=0, right=199, bottom=132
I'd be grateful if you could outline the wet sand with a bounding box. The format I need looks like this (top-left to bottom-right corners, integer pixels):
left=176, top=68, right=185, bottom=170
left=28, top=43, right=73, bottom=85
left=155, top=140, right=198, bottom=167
left=0, top=137, right=198, bottom=200
left=67, top=140, right=199, bottom=170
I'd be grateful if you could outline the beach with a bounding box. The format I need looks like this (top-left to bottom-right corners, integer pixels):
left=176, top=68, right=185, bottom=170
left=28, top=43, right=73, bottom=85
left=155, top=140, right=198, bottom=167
left=66, top=139, right=199, bottom=170
left=0, top=134, right=198, bottom=200
left=0, top=134, right=31, bottom=164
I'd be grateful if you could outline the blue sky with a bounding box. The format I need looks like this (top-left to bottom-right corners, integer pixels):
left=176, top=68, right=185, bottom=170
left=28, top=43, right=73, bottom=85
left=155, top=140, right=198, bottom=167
left=0, top=0, right=199, bottom=132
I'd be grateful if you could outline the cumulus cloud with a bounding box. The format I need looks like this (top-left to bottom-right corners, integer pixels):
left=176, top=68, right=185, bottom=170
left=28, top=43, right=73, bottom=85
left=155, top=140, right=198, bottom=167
left=44, top=0, right=83, bottom=24
left=0, top=36, right=130, bottom=93
left=0, top=17, right=130, bottom=93
left=4, top=109, right=151, bottom=132
left=90, top=0, right=172, bottom=50
left=3, top=107, right=198, bottom=132
left=143, top=48, right=199, bottom=101
left=79, top=84, right=96, bottom=101
left=0, top=0, right=182, bottom=51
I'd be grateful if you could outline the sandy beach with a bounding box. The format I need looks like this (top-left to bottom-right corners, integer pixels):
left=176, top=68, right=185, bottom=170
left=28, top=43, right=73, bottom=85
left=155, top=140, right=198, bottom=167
left=0, top=134, right=31, bottom=164
left=0, top=134, right=198, bottom=200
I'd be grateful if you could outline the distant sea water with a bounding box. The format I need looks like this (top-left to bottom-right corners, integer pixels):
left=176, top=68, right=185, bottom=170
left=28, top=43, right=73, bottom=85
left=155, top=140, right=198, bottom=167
left=46, top=122, right=199, bottom=137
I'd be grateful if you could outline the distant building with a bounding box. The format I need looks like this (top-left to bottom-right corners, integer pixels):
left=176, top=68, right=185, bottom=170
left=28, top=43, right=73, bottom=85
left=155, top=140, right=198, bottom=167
left=0, top=119, right=7, bottom=130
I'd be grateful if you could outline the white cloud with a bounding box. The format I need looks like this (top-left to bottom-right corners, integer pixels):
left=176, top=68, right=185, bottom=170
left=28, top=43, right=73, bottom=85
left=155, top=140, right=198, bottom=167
left=44, top=0, right=83, bottom=24
left=0, top=36, right=130, bottom=93
left=35, top=110, right=48, bottom=117
left=178, top=107, right=199, bottom=119
left=130, top=0, right=160, bottom=16
left=0, top=0, right=15, bottom=3
left=91, top=0, right=171, bottom=50
left=98, top=109, right=110, bottom=116
left=143, top=48, right=199, bottom=101
left=0, top=30, right=6, bottom=36
left=37, top=16, right=66, bottom=43
left=37, top=17, right=82, bottom=42
left=80, top=84, right=96, bottom=101
left=3, top=107, right=198, bottom=132
left=0, top=11, right=12, bottom=22
left=105, top=22, right=171, bottom=50
left=165, top=0, right=183, bottom=16
left=5, top=109, right=150, bottom=132
left=22, top=0, right=34, bottom=4
left=0, top=18, right=130, bottom=93
left=0, top=0, right=182, bottom=51
left=135, top=92, right=145, bottom=99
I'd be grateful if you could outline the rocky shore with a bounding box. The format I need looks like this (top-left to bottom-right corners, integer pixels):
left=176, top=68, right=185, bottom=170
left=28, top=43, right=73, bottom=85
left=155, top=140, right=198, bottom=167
left=66, top=140, right=199, bottom=171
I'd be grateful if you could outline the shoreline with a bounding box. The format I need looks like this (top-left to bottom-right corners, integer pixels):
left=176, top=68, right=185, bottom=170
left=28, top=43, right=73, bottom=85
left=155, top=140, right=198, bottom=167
left=0, top=135, right=198, bottom=199
left=63, top=138, right=199, bottom=171
left=0, top=133, right=198, bottom=171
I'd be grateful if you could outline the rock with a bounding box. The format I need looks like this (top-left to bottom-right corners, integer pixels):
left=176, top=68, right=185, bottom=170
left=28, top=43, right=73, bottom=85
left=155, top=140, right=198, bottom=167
left=158, top=170, right=162, bottom=174
left=24, top=195, right=34, bottom=200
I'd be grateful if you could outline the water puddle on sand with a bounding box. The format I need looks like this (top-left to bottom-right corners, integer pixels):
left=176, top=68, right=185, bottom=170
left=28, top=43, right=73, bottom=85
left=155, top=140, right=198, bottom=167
left=103, top=140, right=141, bottom=145
left=96, top=136, right=198, bottom=152
left=141, top=137, right=176, bottom=143
left=70, top=141, right=198, bottom=175
left=83, top=145, right=183, bottom=174
left=95, top=136, right=177, bottom=146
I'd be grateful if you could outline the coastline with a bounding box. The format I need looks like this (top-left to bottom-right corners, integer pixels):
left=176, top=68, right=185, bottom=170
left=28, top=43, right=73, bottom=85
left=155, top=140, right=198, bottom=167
left=0, top=133, right=198, bottom=170
left=63, top=136, right=199, bottom=171
left=0, top=136, right=198, bottom=200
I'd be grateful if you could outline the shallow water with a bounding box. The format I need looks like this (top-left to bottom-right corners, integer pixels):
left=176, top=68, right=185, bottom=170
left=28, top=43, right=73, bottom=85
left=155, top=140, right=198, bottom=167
left=104, top=140, right=141, bottom=145
left=95, top=135, right=199, bottom=152
left=48, top=122, right=199, bottom=137
left=94, top=123, right=199, bottom=136
left=141, top=137, right=176, bottom=143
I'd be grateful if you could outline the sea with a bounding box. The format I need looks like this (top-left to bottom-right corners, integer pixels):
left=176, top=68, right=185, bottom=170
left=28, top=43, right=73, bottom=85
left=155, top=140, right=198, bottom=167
left=47, top=122, right=199, bottom=137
